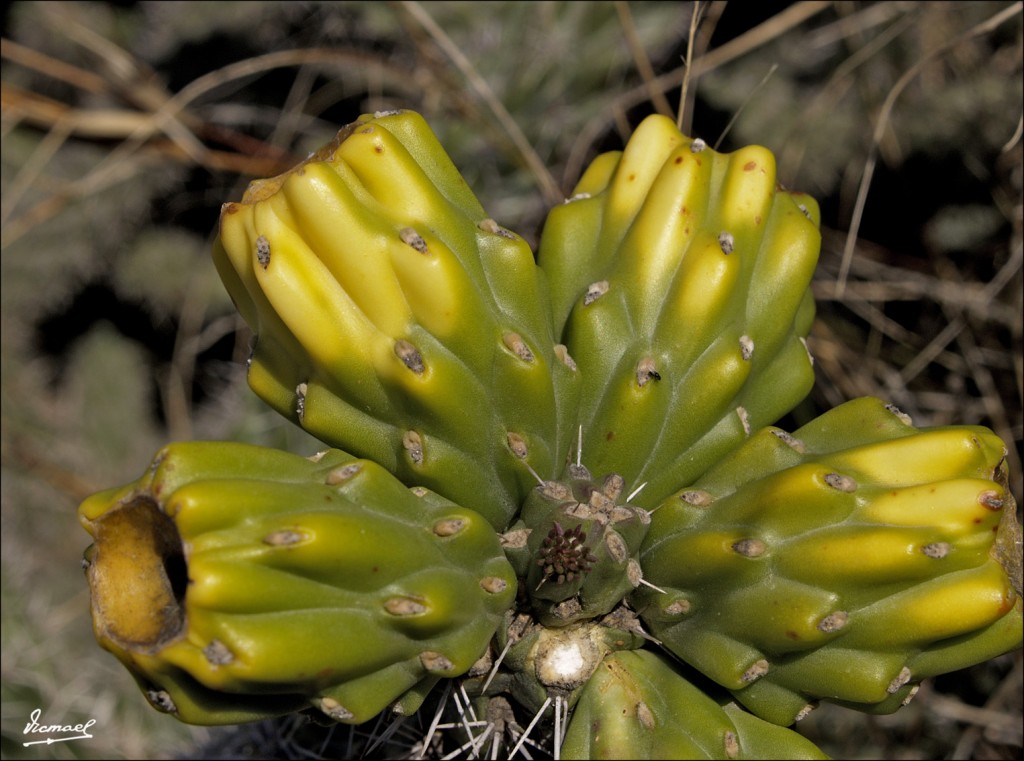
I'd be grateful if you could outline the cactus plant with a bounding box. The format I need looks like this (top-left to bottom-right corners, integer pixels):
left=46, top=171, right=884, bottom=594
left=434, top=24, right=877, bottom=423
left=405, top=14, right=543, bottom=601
left=79, top=110, right=1022, bottom=758
left=79, top=441, right=517, bottom=726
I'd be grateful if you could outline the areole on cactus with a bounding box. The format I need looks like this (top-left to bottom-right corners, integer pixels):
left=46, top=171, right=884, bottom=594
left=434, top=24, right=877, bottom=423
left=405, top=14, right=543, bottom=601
left=79, top=109, right=1022, bottom=759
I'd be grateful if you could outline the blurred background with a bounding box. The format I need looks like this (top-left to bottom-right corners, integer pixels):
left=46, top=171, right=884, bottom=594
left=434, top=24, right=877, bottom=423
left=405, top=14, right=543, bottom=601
left=1, top=1, right=1021, bottom=758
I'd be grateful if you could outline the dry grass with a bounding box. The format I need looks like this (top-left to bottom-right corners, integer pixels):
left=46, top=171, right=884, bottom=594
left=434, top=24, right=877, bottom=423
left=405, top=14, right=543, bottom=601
left=1, top=2, right=1021, bottom=759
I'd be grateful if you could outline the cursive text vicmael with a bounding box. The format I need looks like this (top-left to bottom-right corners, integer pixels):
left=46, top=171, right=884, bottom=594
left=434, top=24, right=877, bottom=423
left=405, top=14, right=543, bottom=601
left=24, top=708, right=95, bottom=736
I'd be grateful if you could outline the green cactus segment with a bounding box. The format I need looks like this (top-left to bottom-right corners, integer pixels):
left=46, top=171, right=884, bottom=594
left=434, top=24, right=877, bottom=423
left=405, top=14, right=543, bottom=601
left=213, top=110, right=575, bottom=530
left=560, top=649, right=828, bottom=760
left=515, top=466, right=651, bottom=627
left=634, top=397, right=1023, bottom=724
left=78, top=441, right=516, bottom=725
left=537, top=114, right=820, bottom=505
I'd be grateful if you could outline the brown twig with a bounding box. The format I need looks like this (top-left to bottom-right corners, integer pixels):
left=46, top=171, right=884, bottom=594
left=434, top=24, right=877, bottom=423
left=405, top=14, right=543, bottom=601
left=835, top=1, right=1024, bottom=296
left=398, top=0, right=563, bottom=205
left=614, top=1, right=674, bottom=121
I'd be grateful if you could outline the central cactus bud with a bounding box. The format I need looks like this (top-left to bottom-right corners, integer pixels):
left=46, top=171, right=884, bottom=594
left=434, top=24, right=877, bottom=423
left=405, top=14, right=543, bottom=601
left=502, top=462, right=652, bottom=627
left=537, top=522, right=597, bottom=587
